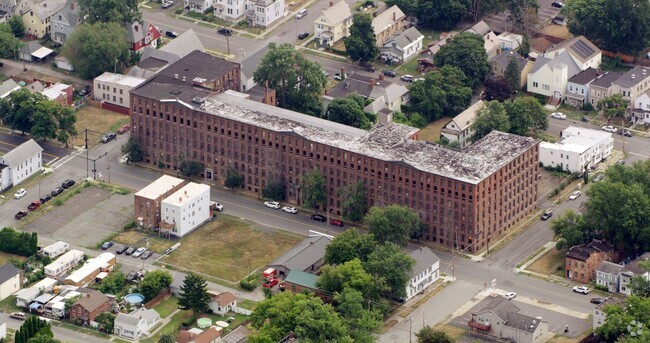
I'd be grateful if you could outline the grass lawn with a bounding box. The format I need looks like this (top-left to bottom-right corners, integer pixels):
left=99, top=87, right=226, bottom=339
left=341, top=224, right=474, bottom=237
left=141, top=310, right=192, bottom=343
left=528, top=248, right=566, bottom=278
left=73, top=106, right=129, bottom=148
left=418, top=117, right=452, bottom=143
left=238, top=299, right=258, bottom=311
left=199, top=313, right=248, bottom=335
left=153, top=296, right=179, bottom=318
left=0, top=295, right=22, bottom=314
left=435, top=324, right=468, bottom=341
left=113, top=229, right=176, bottom=254
left=396, top=57, right=420, bottom=76
left=0, top=252, right=27, bottom=266
left=162, top=215, right=304, bottom=282
left=417, top=28, right=442, bottom=47
left=113, top=339, right=131, bottom=343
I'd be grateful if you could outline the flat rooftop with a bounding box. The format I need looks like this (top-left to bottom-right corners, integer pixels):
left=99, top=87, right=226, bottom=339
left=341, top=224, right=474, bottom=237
left=95, top=72, right=146, bottom=87
left=162, top=182, right=210, bottom=207
left=135, top=175, right=185, bottom=200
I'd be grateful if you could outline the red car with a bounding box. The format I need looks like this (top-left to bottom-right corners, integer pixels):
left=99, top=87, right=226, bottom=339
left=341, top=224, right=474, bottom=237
left=263, top=278, right=279, bottom=288
left=330, top=219, right=344, bottom=227
left=117, top=124, right=131, bottom=134
left=27, top=201, right=40, bottom=211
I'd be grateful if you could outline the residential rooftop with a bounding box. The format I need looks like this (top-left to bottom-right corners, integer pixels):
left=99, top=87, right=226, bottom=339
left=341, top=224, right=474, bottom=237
left=568, top=67, right=601, bottom=85
left=613, top=66, right=650, bottom=88
left=162, top=182, right=210, bottom=207
left=540, top=126, right=612, bottom=154
left=621, top=252, right=650, bottom=276
left=95, top=72, right=146, bottom=87
left=135, top=175, right=185, bottom=200
left=590, top=71, right=624, bottom=88
left=372, top=5, right=405, bottom=36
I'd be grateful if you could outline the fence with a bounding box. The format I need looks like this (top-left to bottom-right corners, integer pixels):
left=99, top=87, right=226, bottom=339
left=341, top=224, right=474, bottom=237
left=231, top=306, right=252, bottom=315
left=144, top=287, right=171, bottom=309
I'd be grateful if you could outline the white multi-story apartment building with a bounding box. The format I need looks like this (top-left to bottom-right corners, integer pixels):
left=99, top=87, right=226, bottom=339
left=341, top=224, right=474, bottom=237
left=539, top=126, right=613, bottom=173
left=214, top=0, right=246, bottom=20
left=0, top=139, right=43, bottom=191
left=94, top=72, right=146, bottom=110
left=405, top=247, right=439, bottom=301
left=161, top=183, right=211, bottom=237
left=247, top=0, right=285, bottom=27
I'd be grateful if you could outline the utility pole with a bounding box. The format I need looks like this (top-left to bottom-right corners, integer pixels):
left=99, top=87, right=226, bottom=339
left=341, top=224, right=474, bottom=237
left=409, top=317, right=413, bottom=343
left=226, top=34, right=230, bottom=55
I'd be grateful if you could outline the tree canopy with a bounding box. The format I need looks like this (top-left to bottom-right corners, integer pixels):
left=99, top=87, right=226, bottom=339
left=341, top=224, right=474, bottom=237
left=551, top=210, right=587, bottom=250
left=301, top=169, right=327, bottom=212
left=504, top=58, right=520, bottom=92
left=324, top=228, right=378, bottom=265
left=178, top=273, right=212, bottom=319
left=326, top=94, right=372, bottom=129
left=138, top=270, right=173, bottom=302
left=121, top=136, right=144, bottom=163
left=416, top=325, right=453, bottom=343
left=8, top=15, right=24, bottom=38
left=596, top=296, right=650, bottom=342
left=564, top=0, right=650, bottom=54
left=338, top=181, right=368, bottom=222
left=417, top=0, right=468, bottom=30
left=318, top=259, right=381, bottom=300
left=62, top=22, right=130, bottom=79
left=364, top=242, right=415, bottom=299
left=345, top=13, right=379, bottom=63
left=365, top=205, right=421, bottom=247
left=434, top=32, right=489, bottom=89
left=471, top=101, right=510, bottom=142
left=254, top=43, right=327, bottom=116
left=78, top=0, right=141, bottom=24
left=334, top=287, right=383, bottom=343
left=597, top=94, right=628, bottom=124
left=0, top=24, right=23, bottom=58
left=407, top=65, right=472, bottom=122
left=503, top=96, right=547, bottom=136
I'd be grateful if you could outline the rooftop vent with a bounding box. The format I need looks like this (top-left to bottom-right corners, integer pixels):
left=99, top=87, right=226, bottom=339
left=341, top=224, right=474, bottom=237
left=191, top=97, right=205, bottom=105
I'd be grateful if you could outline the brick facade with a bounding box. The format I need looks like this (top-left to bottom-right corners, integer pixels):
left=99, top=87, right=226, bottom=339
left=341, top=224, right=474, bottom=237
left=70, top=291, right=112, bottom=326
left=566, top=240, right=617, bottom=284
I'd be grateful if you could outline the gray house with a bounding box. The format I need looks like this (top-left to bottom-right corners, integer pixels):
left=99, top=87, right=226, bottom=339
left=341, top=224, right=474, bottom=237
left=0, top=0, right=16, bottom=23
left=266, top=235, right=331, bottom=278
left=50, top=0, right=80, bottom=46
left=596, top=261, right=623, bottom=293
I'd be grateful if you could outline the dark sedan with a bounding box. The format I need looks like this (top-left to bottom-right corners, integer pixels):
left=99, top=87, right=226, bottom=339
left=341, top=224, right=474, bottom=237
left=310, top=214, right=326, bottom=222
left=15, top=211, right=28, bottom=220
left=297, top=32, right=309, bottom=40
left=218, top=27, right=233, bottom=36
left=51, top=187, right=64, bottom=197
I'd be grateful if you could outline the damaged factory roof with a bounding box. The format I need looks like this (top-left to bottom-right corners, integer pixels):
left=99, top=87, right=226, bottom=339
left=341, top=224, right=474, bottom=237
left=196, top=92, right=538, bottom=184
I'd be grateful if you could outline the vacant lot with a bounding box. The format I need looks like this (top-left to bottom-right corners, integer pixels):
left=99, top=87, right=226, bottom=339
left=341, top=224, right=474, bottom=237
left=73, top=106, right=129, bottom=147
left=529, top=248, right=566, bottom=278
left=114, top=229, right=176, bottom=254
left=0, top=252, right=26, bottom=266
left=162, top=215, right=304, bottom=282
left=419, top=117, right=452, bottom=143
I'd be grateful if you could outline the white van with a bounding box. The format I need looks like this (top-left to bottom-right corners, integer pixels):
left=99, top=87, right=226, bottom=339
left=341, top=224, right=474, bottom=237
left=295, top=9, right=307, bottom=19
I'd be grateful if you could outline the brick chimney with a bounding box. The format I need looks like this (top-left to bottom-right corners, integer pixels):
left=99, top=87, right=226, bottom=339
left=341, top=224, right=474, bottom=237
left=329, top=1, right=333, bottom=6
left=393, top=11, right=396, bottom=21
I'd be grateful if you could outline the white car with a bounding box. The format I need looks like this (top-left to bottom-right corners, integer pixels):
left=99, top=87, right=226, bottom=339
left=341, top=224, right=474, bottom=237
left=282, top=206, right=298, bottom=214
left=214, top=202, right=224, bottom=212
left=264, top=201, right=281, bottom=209
left=161, top=0, right=173, bottom=8
left=602, top=125, right=617, bottom=133
left=573, top=286, right=590, bottom=294
left=504, top=292, right=517, bottom=300
left=569, top=191, right=581, bottom=200
left=550, top=112, right=566, bottom=120
left=132, top=247, right=146, bottom=258
left=14, top=188, right=26, bottom=199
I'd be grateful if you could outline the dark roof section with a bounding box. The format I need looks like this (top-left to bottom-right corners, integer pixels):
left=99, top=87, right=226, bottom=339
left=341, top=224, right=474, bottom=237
left=505, top=312, right=542, bottom=332
left=566, top=239, right=614, bottom=262
left=597, top=261, right=624, bottom=275
left=489, top=50, right=528, bottom=73
left=0, top=264, right=20, bottom=284
left=267, top=236, right=331, bottom=272
left=590, top=71, right=624, bottom=88
left=613, top=66, right=650, bottom=88
left=568, top=68, right=601, bottom=85
left=241, top=45, right=270, bottom=79
left=621, top=252, right=650, bottom=276
left=74, top=290, right=110, bottom=312
left=476, top=296, right=520, bottom=321
left=409, top=247, right=440, bottom=278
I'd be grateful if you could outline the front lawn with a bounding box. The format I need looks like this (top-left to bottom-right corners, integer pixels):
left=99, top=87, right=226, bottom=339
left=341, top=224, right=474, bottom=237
left=153, top=296, right=179, bottom=318
left=141, top=310, right=192, bottom=343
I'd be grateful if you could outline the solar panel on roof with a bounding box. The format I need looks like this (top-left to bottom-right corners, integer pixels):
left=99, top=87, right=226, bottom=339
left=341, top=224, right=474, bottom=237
left=571, top=40, right=595, bottom=59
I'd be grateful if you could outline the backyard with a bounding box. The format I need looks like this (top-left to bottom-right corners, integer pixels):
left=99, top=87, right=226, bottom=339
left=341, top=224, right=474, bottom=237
left=0, top=252, right=26, bottom=266
left=160, top=215, right=304, bottom=282
left=73, top=106, right=129, bottom=147
left=528, top=248, right=566, bottom=278
left=418, top=117, right=452, bottom=143
left=152, top=295, right=179, bottom=318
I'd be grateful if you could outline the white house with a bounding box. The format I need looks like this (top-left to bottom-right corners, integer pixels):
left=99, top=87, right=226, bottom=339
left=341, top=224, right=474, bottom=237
left=247, top=0, right=285, bottom=27
left=42, top=241, right=69, bottom=259
left=0, top=139, right=43, bottom=192
left=0, top=264, right=22, bottom=302
left=593, top=297, right=625, bottom=332
left=539, top=126, right=613, bottom=173
left=632, top=90, right=650, bottom=124
left=44, top=249, right=84, bottom=277
left=482, top=31, right=500, bottom=59
left=213, top=0, right=246, bottom=20
left=544, top=36, right=602, bottom=71
left=15, top=277, right=57, bottom=307
left=469, top=297, right=549, bottom=343
left=565, top=68, right=601, bottom=108
left=405, top=247, right=440, bottom=301
left=313, top=0, right=353, bottom=47
left=380, top=27, right=424, bottom=64
left=0, top=79, right=20, bottom=99
left=44, top=286, right=82, bottom=318
left=184, top=0, right=215, bottom=13
left=497, top=31, right=523, bottom=51
left=64, top=252, right=116, bottom=287
left=114, top=307, right=161, bottom=339
left=440, top=100, right=484, bottom=148
left=611, top=66, right=650, bottom=104
left=161, top=183, right=211, bottom=237
left=93, top=72, right=146, bottom=110
left=208, top=291, right=237, bottom=315
left=596, top=261, right=623, bottom=293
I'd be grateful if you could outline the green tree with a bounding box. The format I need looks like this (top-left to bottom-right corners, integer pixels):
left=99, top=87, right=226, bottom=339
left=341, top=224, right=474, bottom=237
left=345, top=13, right=379, bottom=63
left=30, top=103, right=58, bottom=141
left=416, top=325, right=452, bottom=343
left=334, top=287, right=382, bottom=343
left=504, top=57, right=520, bottom=92
left=95, top=312, right=116, bottom=332
left=62, top=22, right=130, bottom=79
left=326, top=94, right=371, bottom=129
left=301, top=169, right=327, bottom=212
left=338, top=181, right=367, bottom=222
left=8, top=15, right=25, bottom=38
left=564, top=0, right=650, bottom=54
left=249, top=292, right=353, bottom=342
left=434, top=32, right=489, bottom=89
left=365, top=205, right=420, bottom=246
left=27, top=336, right=60, bottom=343
left=254, top=43, right=327, bottom=115
left=121, top=136, right=144, bottom=163
left=158, top=334, right=175, bottom=343
left=596, top=296, right=650, bottom=341
left=482, top=77, right=512, bottom=102
left=78, top=0, right=141, bottom=24
left=518, top=33, right=531, bottom=57
left=179, top=160, right=204, bottom=178
left=54, top=106, right=77, bottom=148
left=178, top=273, right=212, bottom=319
left=503, top=96, right=548, bottom=136
left=224, top=165, right=244, bottom=189
left=417, top=0, right=468, bottom=30
left=318, top=259, right=381, bottom=300
left=99, top=271, right=126, bottom=295
left=364, top=243, right=415, bottom=299
left=551, top=210, right=587, bottom=250
left=629, top=260, right=650, bottom=297
left=471, top=101, right=510, bottom=142
left=324, top=228, right=378, bottom=265
left=407, top=66, right=472, bottom=122
left=262, top=175, right=286, bottom=201
left=0, top=24, right=23, bottom=58
left=3, top=89, right=40, bottom=134
left=138, top=270, right=173, bottom=302
left=597, top=94, right=628, bottom=124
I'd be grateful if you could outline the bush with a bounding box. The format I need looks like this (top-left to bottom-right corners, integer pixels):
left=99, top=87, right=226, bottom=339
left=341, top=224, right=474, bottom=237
left=175, top=8, right=183, bottom=14
left=0, top=228, right=38, bottom=257
left=186, top=11, right=203, bottom=19
left=239, top=278, right=256, bottom=291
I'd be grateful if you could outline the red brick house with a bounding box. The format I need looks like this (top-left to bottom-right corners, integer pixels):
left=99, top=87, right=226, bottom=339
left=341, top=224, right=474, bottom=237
left=125, top=21, right=161, bottom=52
left=69, top=290, right=113, bottom=327
left=566, top=240, right=618, bottom=284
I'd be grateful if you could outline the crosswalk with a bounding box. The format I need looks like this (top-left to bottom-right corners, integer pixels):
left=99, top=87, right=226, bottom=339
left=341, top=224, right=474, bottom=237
left=49, top=150, right=85, bottom=170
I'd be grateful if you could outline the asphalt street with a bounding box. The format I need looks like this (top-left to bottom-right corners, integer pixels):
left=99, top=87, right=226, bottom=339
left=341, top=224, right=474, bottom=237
left=0, top=131, right=72, bottom=165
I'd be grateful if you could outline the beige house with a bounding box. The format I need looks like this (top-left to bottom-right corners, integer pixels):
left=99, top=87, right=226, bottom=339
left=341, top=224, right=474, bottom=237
left=610, top=66, right=650, bottom=103
left=372, top=5, right=405, bottom=47
left=488, top=50, right=533, bottom=88
left=588, top=71, right=623, bottom=107
left=314, top=0, right=352, bottom=47
left=440, top=100, right=484, bottom=148
left=20, top=0, right=67, bottom=38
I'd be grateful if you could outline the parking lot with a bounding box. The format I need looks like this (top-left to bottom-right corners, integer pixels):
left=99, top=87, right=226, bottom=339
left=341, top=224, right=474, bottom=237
left=483, top=1, right=561, bottom=33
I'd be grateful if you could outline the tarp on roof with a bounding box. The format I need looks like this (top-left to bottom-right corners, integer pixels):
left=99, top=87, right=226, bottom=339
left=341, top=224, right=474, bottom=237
left=29, top=302, right=41, bottom=310
left=32, top=47, right=54, bottom=59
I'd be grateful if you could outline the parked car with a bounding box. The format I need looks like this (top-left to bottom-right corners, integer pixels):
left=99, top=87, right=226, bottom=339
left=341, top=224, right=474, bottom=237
left=590, top=297, right=606, bottom=304
left=504, top=292, right=517, bottom=300
left=10, top=312, right=26, bottom=320
left=214, top=202, right=224, bottom=212
left=593, top=173, right=605, bottom=182
left=330, top=219, right=344, bottom=227
left=115, top=245, right=128, bottom=254
left=551, top=1, right=564, bottom=8
left=218, top=27, right=233, bottom=36
left=552, top=15, right=566, bottom=25
left=264, top=201, right=281, bottom=209
left=15, top=211, right=28, bottom=220
left=573, top=286, right=590, bottom=294
left=569, top=190, right=581, bottom=200
left=51, top=187, right=64, bottom=197
left=322, top=70, right=330, bottom=77
left=125, top=247, right=137, bottom=255
left=101, top=241, right=114, bottom=250
left=101, top=132, right=117, bottom=143
left=40, top=194, right=52, bottom=204
left=117, top=124, right=130, bottom=134
left=282, top=206, right=298, bottom=214
left=61, top=179, right=76, bottom=189
left=295, top=9, right=307, bottom=19
left=618, top=129, right=633, bottom=137
left=78, top=85, right=91, bottom=97
left=166, top=31, right=178, bottom=38
left=601, top=125, right=617, bottom=133
left=310, top=214, right=326, bottom=222
left=383, top=70, right=396, bottom=77
left=360, top=63, right=376, bottom=72
left=541, top=209, right=553, bottom=221
left=132, top=247, right=146, bottom=258
left=141, top=250, right=154, bottom=259
left=617, top=159, right=626, bottom=165
left=263, top=278, right=279, bottom=288
left=581, top=115, right=589, bottom=122
left=162, top=0, right=173, bottom=8
left=400, top=74, right=414, bottom=82
left=14, top=188, right=26, bottom=199
left=550, top=112, right=566, bottom=120
left=27, top=202, right=40, bottom=211
left=334, top=73, right=347, bottom=81
left=297, top=32, right=309, bottom=40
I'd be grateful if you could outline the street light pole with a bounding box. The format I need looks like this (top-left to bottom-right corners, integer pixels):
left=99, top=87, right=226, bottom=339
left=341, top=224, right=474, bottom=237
left=409, top=316, right=413, bottom=343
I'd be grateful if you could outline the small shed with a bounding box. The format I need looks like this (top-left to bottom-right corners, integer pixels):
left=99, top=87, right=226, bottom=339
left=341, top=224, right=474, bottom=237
left=55, top=56, right=74, bottom=71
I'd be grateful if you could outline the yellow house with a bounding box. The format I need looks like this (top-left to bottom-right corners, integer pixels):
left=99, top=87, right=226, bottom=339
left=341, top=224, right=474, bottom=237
left=488, top=50, right=534, bottom=89
left=21, top=0, right=67, bottom=38
left=372, top=5, right=405, bottom=47
left=313, top=1, right=353, bottom=47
